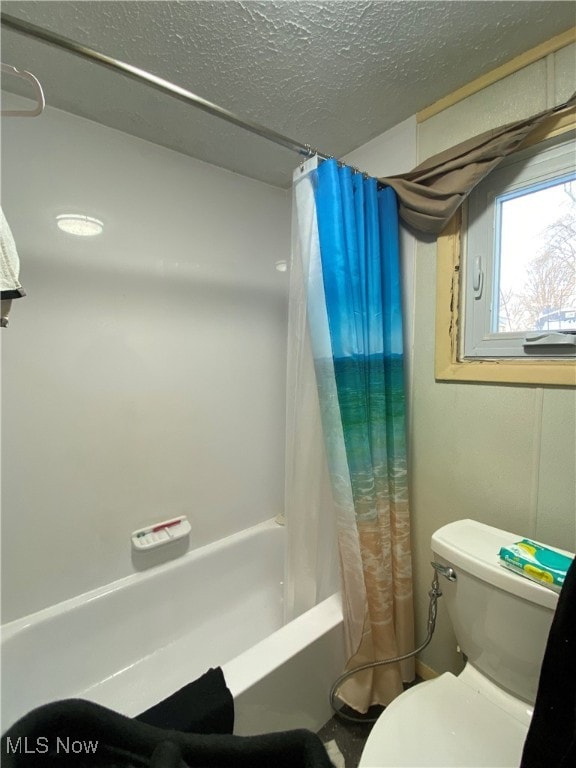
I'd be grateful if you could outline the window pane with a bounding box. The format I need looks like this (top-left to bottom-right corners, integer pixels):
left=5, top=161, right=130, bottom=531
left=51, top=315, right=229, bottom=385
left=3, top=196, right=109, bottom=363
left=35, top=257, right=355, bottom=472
left=494, top=176, right=576, bottom=334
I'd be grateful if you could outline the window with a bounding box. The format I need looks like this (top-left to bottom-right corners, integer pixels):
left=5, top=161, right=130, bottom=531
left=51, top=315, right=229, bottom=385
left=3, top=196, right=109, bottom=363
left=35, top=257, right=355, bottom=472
left=464, top=132, right=576, bottom=358
left=436, top=111, right=576, bottom=386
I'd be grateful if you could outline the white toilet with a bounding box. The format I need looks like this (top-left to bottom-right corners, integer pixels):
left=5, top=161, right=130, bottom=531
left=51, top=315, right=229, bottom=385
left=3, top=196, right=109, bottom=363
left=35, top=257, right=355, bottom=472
left=359, top=519, right=569, bottom=768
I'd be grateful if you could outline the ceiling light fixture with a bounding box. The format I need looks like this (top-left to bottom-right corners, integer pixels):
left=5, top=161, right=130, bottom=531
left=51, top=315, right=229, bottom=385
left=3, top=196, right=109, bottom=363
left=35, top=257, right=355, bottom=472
left=56, top=214, right=104, bottom=237
left=275, top=260, right=288, bottom=272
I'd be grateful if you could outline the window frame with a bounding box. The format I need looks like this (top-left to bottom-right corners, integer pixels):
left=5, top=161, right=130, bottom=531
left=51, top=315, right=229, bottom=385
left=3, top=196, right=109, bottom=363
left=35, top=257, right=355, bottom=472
left=435, top=109, right=576, bottom=387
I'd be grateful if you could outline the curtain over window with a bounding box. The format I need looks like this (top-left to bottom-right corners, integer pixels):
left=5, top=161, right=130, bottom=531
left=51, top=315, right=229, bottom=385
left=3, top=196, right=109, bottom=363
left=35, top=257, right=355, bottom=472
left=382, top=93, right=575, bottom=235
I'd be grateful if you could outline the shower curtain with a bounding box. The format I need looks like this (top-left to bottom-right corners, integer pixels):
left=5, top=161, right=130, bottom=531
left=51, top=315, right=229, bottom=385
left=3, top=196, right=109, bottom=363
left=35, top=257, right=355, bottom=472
left=287, top=157, right=414, bottom=713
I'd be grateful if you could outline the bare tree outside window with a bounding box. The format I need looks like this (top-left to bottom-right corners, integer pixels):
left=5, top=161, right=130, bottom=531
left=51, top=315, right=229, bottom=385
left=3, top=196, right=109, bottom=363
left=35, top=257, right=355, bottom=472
left=497, top=178, right=576, bottom=334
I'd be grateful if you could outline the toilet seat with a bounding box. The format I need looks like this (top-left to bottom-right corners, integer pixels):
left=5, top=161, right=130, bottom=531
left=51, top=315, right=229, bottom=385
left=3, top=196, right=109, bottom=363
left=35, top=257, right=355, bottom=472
left=358, top=672, right=530, bottom=768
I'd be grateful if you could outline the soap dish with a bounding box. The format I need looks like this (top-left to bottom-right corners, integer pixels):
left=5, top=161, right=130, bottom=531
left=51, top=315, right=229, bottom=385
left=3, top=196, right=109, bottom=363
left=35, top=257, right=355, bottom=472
left=131, top=516, right=191, bottom=551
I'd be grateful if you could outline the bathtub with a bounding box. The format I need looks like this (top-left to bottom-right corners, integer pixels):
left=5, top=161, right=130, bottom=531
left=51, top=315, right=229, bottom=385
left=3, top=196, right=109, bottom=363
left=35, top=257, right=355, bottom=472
left=0, top=518, right=345, bottom=735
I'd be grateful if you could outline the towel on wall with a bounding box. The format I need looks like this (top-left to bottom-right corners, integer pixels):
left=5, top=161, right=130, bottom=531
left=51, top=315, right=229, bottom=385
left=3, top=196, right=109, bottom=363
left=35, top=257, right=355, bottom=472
left=0, top=698, right=334, bottom=768
left=520, top=554, right=576, bottom=768
left=1, top=206, right=26, bottom=327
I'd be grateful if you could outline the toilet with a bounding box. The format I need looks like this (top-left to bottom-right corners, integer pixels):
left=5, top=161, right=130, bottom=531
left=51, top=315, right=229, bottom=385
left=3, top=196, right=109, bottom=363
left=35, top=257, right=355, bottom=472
left=359, top=519, right=570, bottom=768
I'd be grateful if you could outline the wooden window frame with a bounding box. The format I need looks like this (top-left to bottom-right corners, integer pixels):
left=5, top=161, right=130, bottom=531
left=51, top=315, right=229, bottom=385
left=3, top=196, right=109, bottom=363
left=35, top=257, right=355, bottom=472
left=435, top=110, right=576, bottom=387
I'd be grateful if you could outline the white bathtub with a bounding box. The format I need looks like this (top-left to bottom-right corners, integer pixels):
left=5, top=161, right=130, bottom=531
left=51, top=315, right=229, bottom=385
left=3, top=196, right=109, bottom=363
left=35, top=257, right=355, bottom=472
left=0, top=518, right=345, bottom=735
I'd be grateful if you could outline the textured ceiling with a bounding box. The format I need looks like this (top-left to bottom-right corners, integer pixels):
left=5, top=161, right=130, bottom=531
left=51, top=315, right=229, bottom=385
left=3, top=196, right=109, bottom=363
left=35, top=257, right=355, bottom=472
left=1, top=1, right=575, bottom=187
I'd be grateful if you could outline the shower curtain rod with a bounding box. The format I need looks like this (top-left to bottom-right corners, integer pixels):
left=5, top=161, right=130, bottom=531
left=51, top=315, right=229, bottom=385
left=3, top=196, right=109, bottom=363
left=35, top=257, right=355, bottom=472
left=0, top=12, right=332, bottom=162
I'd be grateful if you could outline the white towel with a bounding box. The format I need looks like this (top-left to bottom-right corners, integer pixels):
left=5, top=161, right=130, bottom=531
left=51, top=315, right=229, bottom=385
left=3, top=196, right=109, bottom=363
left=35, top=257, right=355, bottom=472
left=1, top=206, right=25, bottom=326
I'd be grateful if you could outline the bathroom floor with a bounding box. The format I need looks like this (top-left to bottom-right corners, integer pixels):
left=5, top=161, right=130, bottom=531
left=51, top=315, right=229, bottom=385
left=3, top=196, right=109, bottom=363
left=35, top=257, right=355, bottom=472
left=317, top=678, right=422, bottom=768
left=317, top=704, right=384, bottom=768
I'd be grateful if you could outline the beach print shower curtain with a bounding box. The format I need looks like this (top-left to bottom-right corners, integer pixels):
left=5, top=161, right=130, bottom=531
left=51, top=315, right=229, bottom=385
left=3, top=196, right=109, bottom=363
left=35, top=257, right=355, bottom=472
left=290, top=158, right=415, bottom=712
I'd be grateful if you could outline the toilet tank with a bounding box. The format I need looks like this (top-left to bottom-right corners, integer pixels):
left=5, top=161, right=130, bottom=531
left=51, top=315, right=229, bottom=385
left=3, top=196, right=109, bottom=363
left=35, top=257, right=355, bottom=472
left=431, top=519, right=570, bottom=705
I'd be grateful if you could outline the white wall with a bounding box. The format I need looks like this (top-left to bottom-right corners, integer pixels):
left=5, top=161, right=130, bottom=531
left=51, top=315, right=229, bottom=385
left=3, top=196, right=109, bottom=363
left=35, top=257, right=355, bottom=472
left=411, top=44, right=576, bottom=676
left=1, top=96, right=291, bottom=622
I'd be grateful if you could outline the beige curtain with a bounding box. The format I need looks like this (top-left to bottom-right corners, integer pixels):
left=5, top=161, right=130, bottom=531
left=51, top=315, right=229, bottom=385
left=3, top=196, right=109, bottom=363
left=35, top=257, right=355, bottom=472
left=381, top=93, right=576, bottom=235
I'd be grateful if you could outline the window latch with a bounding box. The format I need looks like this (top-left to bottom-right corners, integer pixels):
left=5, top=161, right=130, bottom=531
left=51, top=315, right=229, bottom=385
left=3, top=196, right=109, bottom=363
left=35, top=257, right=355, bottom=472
left=472, top=256, right=483, bottom=298
left=523, top=333, right=576, bottom=353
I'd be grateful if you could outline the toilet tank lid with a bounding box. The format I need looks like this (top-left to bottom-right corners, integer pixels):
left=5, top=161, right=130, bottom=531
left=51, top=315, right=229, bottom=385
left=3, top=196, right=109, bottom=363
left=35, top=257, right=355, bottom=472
left=431, top=520, right=571, bottom=610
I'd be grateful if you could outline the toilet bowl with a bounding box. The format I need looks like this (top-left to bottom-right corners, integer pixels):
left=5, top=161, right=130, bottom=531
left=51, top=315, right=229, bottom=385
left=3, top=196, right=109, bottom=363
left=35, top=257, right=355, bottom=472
left=359, top=519, right=571, bottom=768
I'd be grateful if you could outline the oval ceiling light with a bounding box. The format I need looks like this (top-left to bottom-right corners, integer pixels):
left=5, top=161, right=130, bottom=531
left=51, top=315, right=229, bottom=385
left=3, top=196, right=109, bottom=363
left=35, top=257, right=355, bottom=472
left=56, top=213, right=104, bottom=237
left=275, top=260, right=288, bottom=272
